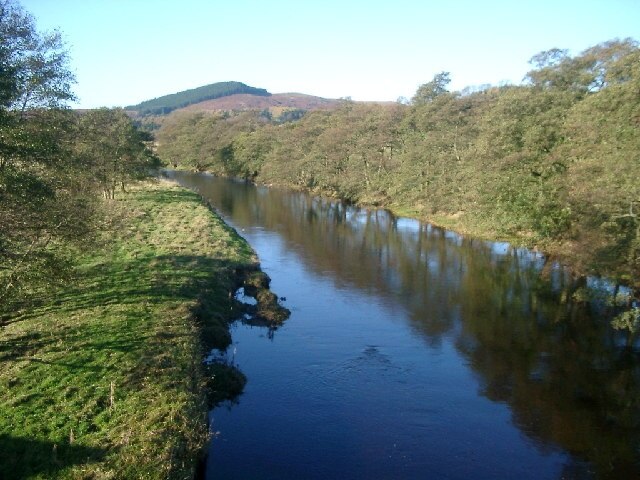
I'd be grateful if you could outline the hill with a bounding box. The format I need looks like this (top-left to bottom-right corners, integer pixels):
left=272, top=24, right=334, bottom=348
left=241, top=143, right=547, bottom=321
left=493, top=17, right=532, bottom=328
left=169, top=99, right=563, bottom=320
left=178, top=92, right=341, bottom=113
left=128, top=81, right=271, bottom=115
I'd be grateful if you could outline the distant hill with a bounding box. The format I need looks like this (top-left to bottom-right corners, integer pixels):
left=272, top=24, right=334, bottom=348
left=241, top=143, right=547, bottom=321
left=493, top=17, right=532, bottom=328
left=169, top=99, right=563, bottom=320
left=177, top=92, right=341, bottom=113
left=128, top=81, right=271, bottom=115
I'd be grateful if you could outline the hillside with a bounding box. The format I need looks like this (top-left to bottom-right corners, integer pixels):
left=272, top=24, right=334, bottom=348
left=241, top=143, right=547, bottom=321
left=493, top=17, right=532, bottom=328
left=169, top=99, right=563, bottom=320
left=127, top=81, right=270, bottom=115
left=178, top=92, right=341, bottom=112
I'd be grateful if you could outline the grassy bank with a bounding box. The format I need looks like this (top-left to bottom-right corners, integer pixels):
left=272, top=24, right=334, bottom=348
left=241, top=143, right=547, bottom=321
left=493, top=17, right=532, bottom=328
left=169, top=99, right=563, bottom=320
left=0, top=179, right=258, bottom=479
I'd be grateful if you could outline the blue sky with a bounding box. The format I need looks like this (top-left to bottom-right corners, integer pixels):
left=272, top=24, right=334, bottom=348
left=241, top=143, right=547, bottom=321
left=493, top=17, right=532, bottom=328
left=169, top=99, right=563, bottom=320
left=20, top=0, right=640, bottom=108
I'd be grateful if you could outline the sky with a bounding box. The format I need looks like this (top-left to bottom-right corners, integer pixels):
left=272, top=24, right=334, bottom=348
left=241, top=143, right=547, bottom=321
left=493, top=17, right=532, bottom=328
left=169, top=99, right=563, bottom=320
left=19, top=0, right=640, bottom=109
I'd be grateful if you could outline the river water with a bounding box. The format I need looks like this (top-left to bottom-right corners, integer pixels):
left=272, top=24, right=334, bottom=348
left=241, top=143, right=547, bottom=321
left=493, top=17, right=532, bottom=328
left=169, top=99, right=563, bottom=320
left=166, top=171, right=639, bottom=480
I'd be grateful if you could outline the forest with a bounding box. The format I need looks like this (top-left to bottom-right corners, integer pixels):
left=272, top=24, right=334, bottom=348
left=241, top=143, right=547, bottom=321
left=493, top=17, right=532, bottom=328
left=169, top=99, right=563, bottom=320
left=155, top=39, right=640, bottom=301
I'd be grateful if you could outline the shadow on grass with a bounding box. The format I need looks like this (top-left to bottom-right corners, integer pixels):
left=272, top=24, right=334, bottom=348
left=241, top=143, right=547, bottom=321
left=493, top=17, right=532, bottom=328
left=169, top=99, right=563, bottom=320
left=0, top=434, right=107, bottom=480
left=0, top=331, right=47, bottom=361
left=1, top=250, right=289, bottom=426
left=2, top=254, right=291, bottom=373
left=5, top=254, right=245, bottom=325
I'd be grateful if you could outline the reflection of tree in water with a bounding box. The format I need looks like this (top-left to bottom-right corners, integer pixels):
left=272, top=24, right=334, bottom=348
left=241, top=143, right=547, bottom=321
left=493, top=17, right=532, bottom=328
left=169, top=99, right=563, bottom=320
left=456, top=246, right=640, bottom=478
left=176, top=172, right=640, bottom=478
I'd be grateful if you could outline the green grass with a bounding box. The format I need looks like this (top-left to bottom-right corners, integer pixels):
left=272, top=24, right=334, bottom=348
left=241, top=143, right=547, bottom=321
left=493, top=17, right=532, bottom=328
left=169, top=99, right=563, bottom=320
left=0, top=179, right=257, bottom=479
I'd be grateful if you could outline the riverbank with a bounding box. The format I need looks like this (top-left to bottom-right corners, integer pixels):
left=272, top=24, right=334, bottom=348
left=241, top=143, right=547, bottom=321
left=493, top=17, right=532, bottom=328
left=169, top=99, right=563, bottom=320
left=169, top=170, right=640, bottom=479
left=156, top=56, right=640, bottom=294
left=181, top=167, right=633, bottom=295
left=0, top=179, right=264, bottom=479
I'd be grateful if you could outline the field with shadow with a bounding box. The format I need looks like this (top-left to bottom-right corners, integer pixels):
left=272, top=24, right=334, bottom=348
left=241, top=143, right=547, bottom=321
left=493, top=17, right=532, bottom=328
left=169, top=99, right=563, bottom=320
left=0, top=180, right=257, bottom=479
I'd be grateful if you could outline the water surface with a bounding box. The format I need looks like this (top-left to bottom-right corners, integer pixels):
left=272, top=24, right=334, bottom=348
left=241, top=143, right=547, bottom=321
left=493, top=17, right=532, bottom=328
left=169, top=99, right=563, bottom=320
left=167, top=171, right=639, bottom=480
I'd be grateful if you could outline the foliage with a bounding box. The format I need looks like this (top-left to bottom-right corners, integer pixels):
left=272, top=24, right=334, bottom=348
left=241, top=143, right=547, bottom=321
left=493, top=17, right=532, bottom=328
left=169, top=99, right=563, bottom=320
left=275, top=107, right=306, bottom=123
left=156, top=109, right=269, bottom=173
left=411, top=71, right=451, bottom=105
left=128, top=81, right=271, bottom=116
left=611, top=307, right=640, bottom=334
left=0, top=0, right=75, bottom=111
left=0, top=0, right=84, bottom=303
left=525, top=38, right=638, bottom=94
left=154, top=38, right=640, bottom=292
left=76, top=108, right=161, bottom=199
left=0, top=0, right=157, bottom=305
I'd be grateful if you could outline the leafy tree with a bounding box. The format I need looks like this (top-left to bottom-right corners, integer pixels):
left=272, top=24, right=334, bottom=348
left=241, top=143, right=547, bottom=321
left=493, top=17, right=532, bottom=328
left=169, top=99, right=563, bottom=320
left=558, top=47, right=640, bottom=286
left=0, top=115, right=97, bottom=304
left=0, top=0, right=75, bottom=112
left=77, top=108, right=160, bottom=199
left=411, top=71, right=451, bottom=105
left=0, top=1, right=157, bottom=306
left=156, top=110, right=266, bottom=173
left=0, top=0, right=84, bottom=304
left=276, top=108, right=306, bottom=123
left=525, top=38, right=639, bottom=94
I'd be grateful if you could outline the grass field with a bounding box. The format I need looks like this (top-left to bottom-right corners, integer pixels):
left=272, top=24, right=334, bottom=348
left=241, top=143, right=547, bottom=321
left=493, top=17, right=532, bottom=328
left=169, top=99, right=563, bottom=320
left=0, top=179, right=257, bottom=479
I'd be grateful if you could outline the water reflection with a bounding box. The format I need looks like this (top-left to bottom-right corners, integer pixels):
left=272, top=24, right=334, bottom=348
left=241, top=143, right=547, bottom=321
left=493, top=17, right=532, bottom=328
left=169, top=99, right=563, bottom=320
left=167, top=171, right=640, bottom=479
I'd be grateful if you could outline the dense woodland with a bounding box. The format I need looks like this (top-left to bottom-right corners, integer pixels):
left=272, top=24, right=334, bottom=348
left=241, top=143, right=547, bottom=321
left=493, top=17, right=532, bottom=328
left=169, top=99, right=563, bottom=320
left=0, top=0, right=158, bottom=310
left=127, top=81, right=271, bottom=116
left=156, top=39, right=640, bottom=304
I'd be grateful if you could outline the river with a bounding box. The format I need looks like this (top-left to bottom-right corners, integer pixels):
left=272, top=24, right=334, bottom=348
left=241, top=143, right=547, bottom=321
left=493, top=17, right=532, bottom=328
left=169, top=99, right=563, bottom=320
left=166, top=171, right=639, bottom=480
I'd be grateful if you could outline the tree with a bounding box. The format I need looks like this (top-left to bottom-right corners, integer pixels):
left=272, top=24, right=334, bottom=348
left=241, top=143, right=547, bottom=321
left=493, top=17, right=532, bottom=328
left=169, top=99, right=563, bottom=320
left=0, top=1, right=88, bottom=306
left=525, top=48, right=592, bottom=92
left=77, top=108, right=160, bottom=199
left=525, top=39, right=639, bottom=94
left=411, top=71, right=451, bottom=105
left=0, top=1, right=77, bottom=303
left=0, top=0, right=75, bottom=112
left=0, top=1, right=161, bottom=308
left=558, top=44, right=640, bottom=287
left=150, top=38, right=640, bottom=295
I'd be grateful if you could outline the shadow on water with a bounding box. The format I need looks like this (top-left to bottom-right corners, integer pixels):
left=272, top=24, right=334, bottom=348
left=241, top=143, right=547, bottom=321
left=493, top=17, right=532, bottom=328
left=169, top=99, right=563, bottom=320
left=169, top=170, right=640, bottom=479
left=0, top=434, right=106, bottom=480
